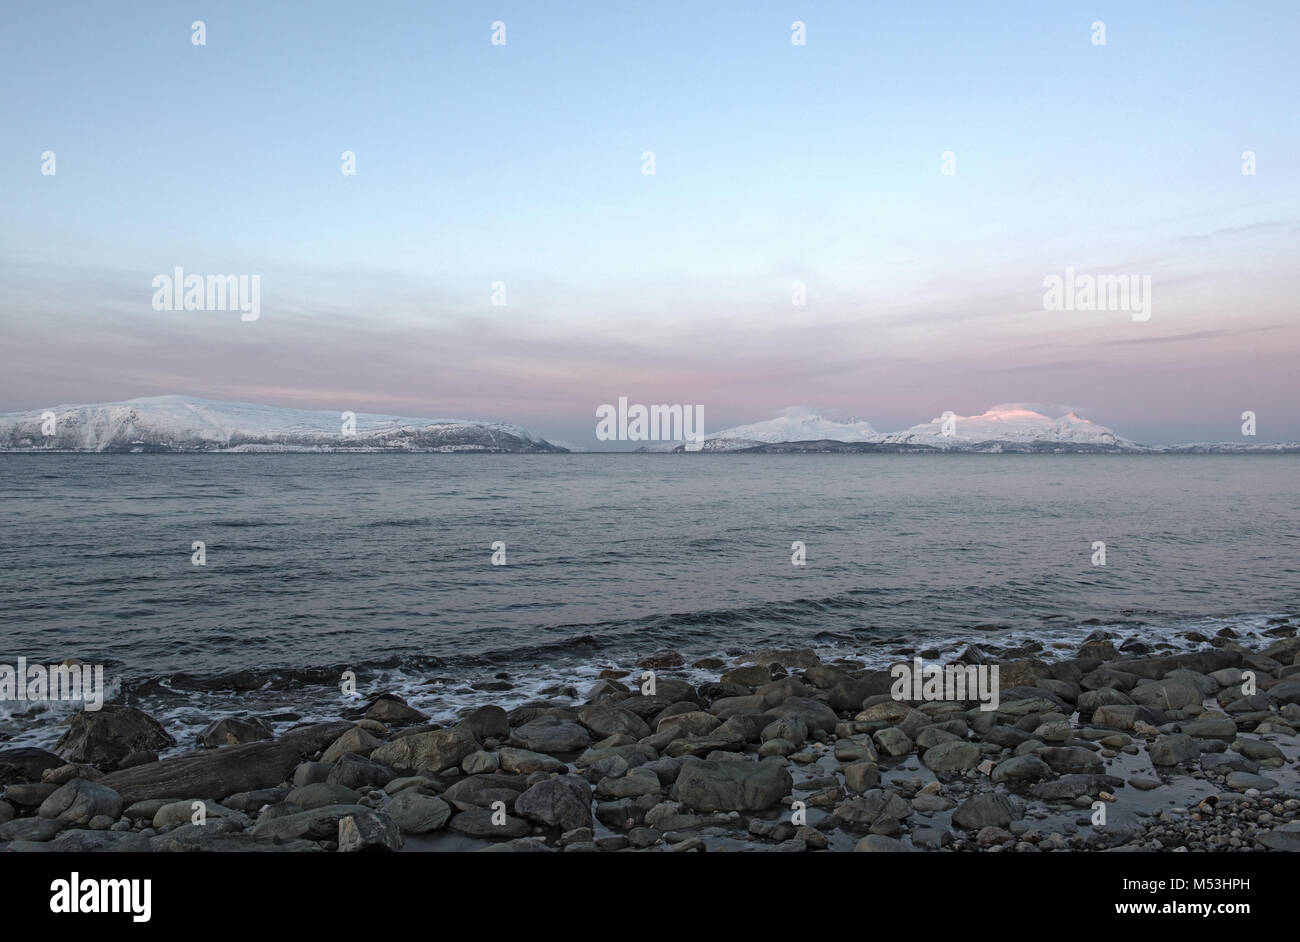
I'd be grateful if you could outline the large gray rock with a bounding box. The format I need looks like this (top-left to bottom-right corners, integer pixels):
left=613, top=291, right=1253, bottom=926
left=0, top=747, right=64, bottom=785
left=320, top=726, right=382, bottom=763
left=447, top=808, right=531, bottom=838
left=509, top=717, right=591, bottom=755
left=384, top=792, right=452, bottom=833
left=1035, top=747, right=1104, bottom=774
left=497, top=748, right=565, bottom=775
left=922, top=741, right=980, bottom=772
left=251, top=803, right=370, bottom=841
left=1091, top=704, right=1169, bottom=730
left=286, top=782, right=361, bottom=810
left=196, top=715, right=274, bottom=748
left=37, top=779, right=123, bottom=826
left=38, top=830, right=152, bottom=853
left=577, top=704, right=650, bottom=741
left=767, top=697, right=838, bottom=734
left=364, top=697, right=429, bottom=725
left=150, top=822, right=322, bottom=853
left=952, top=793, right=1020, bottom=830
left=1267, top=680, right=1300, bottom=705
left=761, top=714, right=809, bottom=748
left=674, top=759, right=791, bottom=812
left=0, top=816, right=64, bottom=842
left=1180, top=716, right=1237, bottom=739
left=152, top=799, right=243, bottom=828
left=443, top=773, right=528, bottom=811
left=514, top=774, right=593, bottom=831
left=1148, top=734, right=1199, bottom=767
left=55, top=705, right=175, bottom=769
left=338, top=811, right=403, bottom=852
left=834, top=789, right=910, bottom=830
left=326, top=752, right=394, bottom=790
left=1225, top=771, right=1279, bottom=792
left=1120, top=651, right=1241, bottom=680
left=457, top=705, right=510, bottom=740
left=1129, top=681, right=1202, bottom=712
left=370, top=726, right=479, bottom=774
left=991, top=755, right=1052, bottom=784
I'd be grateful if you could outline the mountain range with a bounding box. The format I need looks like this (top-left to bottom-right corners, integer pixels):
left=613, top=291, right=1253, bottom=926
left=0, top=396, right=566, bottom=453
left=652, top=406, right=1299, bottom=454
left=0, top=398, right=1295, bottom=454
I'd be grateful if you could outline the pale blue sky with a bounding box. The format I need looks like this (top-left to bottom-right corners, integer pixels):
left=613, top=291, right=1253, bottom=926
left=2, top=1, right=1297, bottom=445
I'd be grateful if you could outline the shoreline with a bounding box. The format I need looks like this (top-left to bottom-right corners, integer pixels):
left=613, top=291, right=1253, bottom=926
left=2, top=628, right=1299, bottom=853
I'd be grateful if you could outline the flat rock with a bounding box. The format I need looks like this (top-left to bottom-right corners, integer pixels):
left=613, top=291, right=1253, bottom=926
left=447, top=808, right=531, bottom=838
left=509, top=717, right=591, bottom=755
left=384, top=792, right=452, bottom=833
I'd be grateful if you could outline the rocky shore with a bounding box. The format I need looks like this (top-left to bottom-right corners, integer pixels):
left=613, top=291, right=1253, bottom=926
left=2, top=624, right=1299, bottom=853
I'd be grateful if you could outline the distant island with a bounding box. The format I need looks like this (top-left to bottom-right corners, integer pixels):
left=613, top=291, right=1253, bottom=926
left=0, top=397, right=566, bottom=454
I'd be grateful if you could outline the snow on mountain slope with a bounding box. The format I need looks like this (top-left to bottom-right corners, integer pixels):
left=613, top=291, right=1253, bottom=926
left=881, top=405, right=1134, bottom=448
left=708, top=408, right=882, bottom=445
left=0, top=396, right=566, bottom=453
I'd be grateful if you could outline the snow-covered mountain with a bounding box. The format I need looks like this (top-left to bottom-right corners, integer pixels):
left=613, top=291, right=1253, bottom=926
left=668, top=404, right=1298, bottom=453
left=881, top=405, right=1135, bottom=450
left=0, top=396, right=567, bottom=453
left=691, top=408, right=883, bottom=453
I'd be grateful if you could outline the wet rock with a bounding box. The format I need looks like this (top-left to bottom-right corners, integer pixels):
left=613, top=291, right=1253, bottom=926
left=55, top=705, right=175, bottom=769
left=383, top=791, right=451, bottom=833
left=326, top=752, right=395, bottom=790
left=36, top=779, right=123, bottom=827
left=1148, top=734, right=1199, bottom=767
left=577, top=703, right=651, bottom=740
left=338, top=810, right=403, bottom=852
left=952, top=793, right=1020, bottom=830
left=320, top=726, right=382, bottom=763
left=673, top=758, right=792, bottom=812
left=509, top=716, right=591, bottom=755
left=922, top=741, right=980, bottom=772
left=196, top=715, right=274, bottom=748
left=364, top=696, right=429, bottom=725
left=286, top=782, right=362, bottom=810
left=515, top=774, right=593, bottom=831
left=371, top=725, right=479, bottom=774
left=0, top=747, right=65, bottom=785
left=991, top=755, right=1052, bottom=784
left=447, top=808, right=531, bottom=838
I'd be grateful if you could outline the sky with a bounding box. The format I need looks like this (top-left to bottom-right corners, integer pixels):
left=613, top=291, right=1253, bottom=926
left=1, top=0, right=1297, bottom=447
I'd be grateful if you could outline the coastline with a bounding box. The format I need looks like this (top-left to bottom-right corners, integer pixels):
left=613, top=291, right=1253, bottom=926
left=3, top=626, right=1299, bottom=853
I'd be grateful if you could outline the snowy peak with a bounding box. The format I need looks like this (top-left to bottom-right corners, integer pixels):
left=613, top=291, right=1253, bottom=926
left=707, top=407, right=882, bottom=447
left=0, top=396, right=566, bottom=453
left=694, top=403, right=1147, bottom=452
left=884, top=404, right=1131, bottom=448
